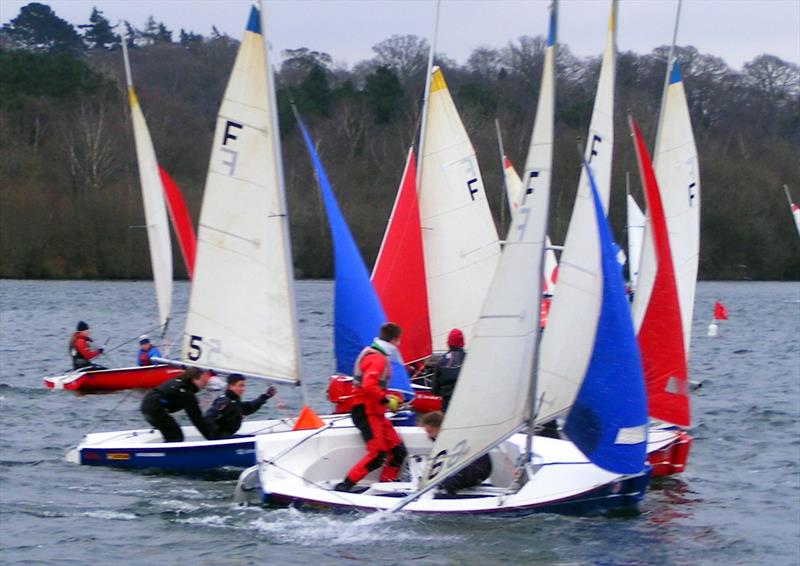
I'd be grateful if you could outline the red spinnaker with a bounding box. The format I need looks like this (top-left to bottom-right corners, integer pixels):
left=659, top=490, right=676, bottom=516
left=629, top=116, right=690, bottom=427
left=371, top=149, right=432, bottom=363
left=158, top=166, right=196, bottom=279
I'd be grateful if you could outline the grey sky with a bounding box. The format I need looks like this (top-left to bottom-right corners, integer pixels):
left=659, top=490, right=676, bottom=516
left=1, top=0, right=798, bottom=70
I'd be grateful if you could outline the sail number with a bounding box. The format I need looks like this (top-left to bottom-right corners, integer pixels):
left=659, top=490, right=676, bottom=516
left=187, top=335, right=203, bottom=361
left=426, top=440, right=469, bottom=481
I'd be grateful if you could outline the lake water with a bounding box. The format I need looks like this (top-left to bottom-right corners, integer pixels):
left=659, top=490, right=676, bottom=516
left=1, top=279, right=798, bottom=565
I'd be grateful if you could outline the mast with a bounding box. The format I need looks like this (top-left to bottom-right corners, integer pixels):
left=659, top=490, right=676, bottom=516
left=524, top=0, right=558, bottom=461
left=494, top=118, right=507, bottom=229
left=415, top=0, right=441, bottom=190
left=654, top=0, right=683, bottom=152
left=258, top=0, right=308, bottom=405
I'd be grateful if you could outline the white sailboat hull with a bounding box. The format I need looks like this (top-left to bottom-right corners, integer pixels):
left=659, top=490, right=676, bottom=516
left=236, top=426, right=648, bottom=515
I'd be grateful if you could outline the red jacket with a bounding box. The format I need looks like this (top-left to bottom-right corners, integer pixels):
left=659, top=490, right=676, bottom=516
left=73, top=335, right=101, bottom=361
left=352, top=349, right=390, bottom=415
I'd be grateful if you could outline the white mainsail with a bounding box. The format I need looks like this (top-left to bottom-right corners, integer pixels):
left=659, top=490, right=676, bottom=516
left=122, top=40, right=173, bottom=331
left=632, top=59, right=700, bottom=356
left=418, top=3, right=556, bottom=490
left=627, top=191, right=645, bottom=292
left=181, top=6, right=300, bottom=383
left=418, top=66, right=501, bottom=351
left=536, top=0, right=617, bottom=422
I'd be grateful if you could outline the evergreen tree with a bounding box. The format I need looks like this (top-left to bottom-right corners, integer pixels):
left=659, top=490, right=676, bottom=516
left=179, top=29, right=203, bottom=45
left=364, top=66, right=403, bottom=123
left=1, top=2, right=84, bottom=55
left=80, top=7, right=118, bottom=50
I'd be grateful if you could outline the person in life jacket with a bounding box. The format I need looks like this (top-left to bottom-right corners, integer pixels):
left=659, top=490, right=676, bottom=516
left=432, top=328, right=466, bottom=412
left=68, top=320, right=105, bottom=370
left=420, top=410, right=492, bottom=494
left=136, top=335, right=162, bottom=366
left=334, top=322, right=408, bottom=492
left=203, top=374, right=276, bottom=439
left=140, top=367, right=217, bottom=442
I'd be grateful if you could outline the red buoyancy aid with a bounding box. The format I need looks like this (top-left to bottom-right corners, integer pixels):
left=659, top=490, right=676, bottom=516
left=351, top=345, right=391, bottom=414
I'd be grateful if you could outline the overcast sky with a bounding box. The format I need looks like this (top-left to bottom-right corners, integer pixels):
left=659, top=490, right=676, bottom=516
left=1, top=0, right=798, bottom=70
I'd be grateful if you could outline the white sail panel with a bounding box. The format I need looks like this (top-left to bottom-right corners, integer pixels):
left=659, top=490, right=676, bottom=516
left=129, top=90, right=173, bottom=330
left=418, top=66, right=501, bottom=352
left=182, top=14, right=299, bottom=381
left=632, top=61, right=700, bottom=356
left=536, top=0, right=616, bottom=422
left=503, top=157, right=558, bottom=294
left=626, top=193, right=645, bottom=291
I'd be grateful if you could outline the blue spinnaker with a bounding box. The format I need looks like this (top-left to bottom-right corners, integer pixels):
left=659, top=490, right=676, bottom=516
left=563, top=160, right=649, bottom=474
left=295, top=115, right=412, bottom=397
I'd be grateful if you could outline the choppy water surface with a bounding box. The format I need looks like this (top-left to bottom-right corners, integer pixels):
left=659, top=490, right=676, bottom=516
left=1, top=280, right=798, bottom=565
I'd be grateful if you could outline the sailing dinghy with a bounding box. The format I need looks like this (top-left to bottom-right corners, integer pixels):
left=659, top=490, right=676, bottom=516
left=44, top=37, right=194, bottom=392
left=67, top=4, right=320, bottom=470
left=234, top=3, right=650, bottom=515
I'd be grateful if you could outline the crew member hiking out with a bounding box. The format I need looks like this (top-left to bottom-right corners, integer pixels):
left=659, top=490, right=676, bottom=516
left=140, top=367, right=217, bottom=442
left=204, top=374, right=276, bottom=438
left=334, top=322, right=408, bottom=492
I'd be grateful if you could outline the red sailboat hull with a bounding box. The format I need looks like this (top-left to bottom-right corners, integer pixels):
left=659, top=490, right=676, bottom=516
left=43, top=365, right=183, bottom=392
left=647, top=430, right=692, bottom=476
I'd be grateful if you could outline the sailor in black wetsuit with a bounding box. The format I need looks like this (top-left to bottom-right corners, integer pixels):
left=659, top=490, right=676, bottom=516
left=432, top=328, right=466, bottom=412
left=420, top=411, right=492, bottom=494
left=140, top=367, right=217, bottom=442
left=204, top=374, right=276, bottom=438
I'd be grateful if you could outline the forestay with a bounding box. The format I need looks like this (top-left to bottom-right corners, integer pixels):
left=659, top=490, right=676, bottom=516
left=122, top=40, right=173, bottom=331
left=418, top=67, right=501, bottom=352
left=182, top=7, right=300, bottom=383
left=536, top=0, right=617, bottom=423
left=632, top=61, right=700, bottom=356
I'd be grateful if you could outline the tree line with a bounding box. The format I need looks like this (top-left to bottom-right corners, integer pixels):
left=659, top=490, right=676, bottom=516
left=1, top=2, right=798, bottom=281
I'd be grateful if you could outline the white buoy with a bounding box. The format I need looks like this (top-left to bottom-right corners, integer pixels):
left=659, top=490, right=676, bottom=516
left=707, top=322, right=718, bottom=337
